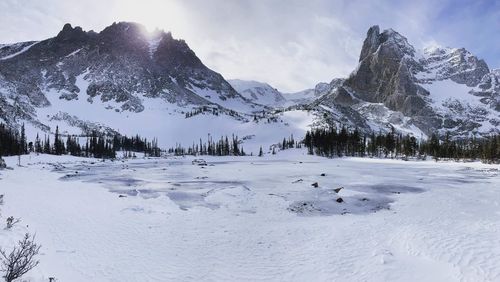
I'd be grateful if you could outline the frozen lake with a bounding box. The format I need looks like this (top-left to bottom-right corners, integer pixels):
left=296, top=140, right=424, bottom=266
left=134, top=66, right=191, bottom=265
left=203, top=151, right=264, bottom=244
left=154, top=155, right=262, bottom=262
left=1, top=152, right=499, bottom=281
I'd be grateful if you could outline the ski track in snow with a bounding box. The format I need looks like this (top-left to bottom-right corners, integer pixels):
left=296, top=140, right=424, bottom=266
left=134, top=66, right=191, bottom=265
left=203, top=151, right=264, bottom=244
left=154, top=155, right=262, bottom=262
left=0, top=151, right=499, bottom=281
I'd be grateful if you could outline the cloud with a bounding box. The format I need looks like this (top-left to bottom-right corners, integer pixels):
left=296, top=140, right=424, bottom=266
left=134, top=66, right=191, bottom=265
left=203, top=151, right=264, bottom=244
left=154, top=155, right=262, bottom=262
left=0, top=0, right=498, bottom=91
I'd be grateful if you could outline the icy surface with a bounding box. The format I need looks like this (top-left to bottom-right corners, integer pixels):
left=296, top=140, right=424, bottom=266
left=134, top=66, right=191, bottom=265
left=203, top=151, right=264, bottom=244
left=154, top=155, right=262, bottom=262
left=1, top=151, right=499, bottom=281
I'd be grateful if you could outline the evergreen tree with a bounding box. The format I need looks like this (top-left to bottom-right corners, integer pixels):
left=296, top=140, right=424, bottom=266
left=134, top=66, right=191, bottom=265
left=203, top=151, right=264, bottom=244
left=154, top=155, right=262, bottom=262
left=20, top=123, right=27, bottom=154
left=34, top=134, right=42, bottom=154
left=43, top=135, right=51, bottom=154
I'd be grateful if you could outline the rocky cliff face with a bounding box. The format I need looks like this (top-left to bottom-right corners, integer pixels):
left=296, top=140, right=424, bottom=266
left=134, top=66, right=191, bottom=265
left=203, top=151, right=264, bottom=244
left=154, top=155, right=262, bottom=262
left=472, top=70, right=500, bottom=111
left=343, top=26, right=430, bottom=116
left=318, top=25, right=499, bottom=137
left=0, top=22, right=259, bottom=134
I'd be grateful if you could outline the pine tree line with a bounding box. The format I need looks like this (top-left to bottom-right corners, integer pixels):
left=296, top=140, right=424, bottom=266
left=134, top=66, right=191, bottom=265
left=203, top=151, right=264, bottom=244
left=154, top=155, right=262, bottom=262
left=185, top=106, right=219, bottom=118
left=168, top=135, right=245, bottom=156
left=304, top=126, right=499, bottom=163
left=184, top=106, right=245, bottom=121
left=277, top=134, right=303, bottom=151
left=0, top=123, right=27, bottom=156
left=112, top=135, right=161, bottom=157
left=304, top=126, right=366, bottom=157
left=420, top=132, right=499, bottom=162
left=0, top=123, right=162, bottom=159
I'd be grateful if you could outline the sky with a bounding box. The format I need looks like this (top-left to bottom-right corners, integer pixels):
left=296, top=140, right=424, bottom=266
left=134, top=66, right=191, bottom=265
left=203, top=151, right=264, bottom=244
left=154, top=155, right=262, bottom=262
left=0, top=0, right=498, bottom=92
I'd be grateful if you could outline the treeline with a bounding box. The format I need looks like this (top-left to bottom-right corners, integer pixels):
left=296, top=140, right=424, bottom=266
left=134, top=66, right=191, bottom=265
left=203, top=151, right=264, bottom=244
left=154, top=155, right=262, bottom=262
left=304, top=126, right=499, bottom=163
left=32, top=127, right=117, bottom=158
left=279, top=135, right=299, bottom=150
left=269, top=134, right=302, bottom=155
left=184, top=106, right=246, bottom=121
left=0, top=123, right=27, bottom=156
left=304, top=127, right=366, bottom=157
left=420, top=132, right=499, bottom=162
left=0, top=123, right=161, bottom=159
left=168, top=135, right=245, bottom=156
left=112, top=135, right=161, bottom=157
left=185, top=106, right=220, bottom=118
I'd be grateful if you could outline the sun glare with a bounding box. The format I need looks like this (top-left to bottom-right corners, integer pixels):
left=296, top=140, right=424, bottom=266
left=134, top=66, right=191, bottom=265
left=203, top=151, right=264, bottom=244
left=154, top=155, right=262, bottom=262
left=112, top=0, right=187, bottom=34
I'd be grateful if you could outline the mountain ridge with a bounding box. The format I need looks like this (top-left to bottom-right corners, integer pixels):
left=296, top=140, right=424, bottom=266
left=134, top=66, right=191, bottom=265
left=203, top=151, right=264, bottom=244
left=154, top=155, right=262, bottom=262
left=0, top=22, right=498, bottom=151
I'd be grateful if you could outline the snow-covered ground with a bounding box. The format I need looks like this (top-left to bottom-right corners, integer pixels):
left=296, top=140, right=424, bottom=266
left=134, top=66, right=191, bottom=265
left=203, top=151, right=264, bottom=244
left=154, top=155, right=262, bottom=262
left=0, top=151, right=499, bottom=281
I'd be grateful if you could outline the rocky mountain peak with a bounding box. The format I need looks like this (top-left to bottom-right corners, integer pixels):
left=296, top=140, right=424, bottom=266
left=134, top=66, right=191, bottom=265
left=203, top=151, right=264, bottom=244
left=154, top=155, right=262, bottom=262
left=343, top=25, right=427, bottom=116
left=359, top=25, right=415, bottom=63
left=100, top=21, right=148, bottom=36
left=154, top=33, right=203, bottom=68
left=319, top=25, right=499, bottom=138
left=359, top=25, right=380, bottom=62
left=96, top=22, right=151, bottom=53
left=56, top=23, right=88, bottom=42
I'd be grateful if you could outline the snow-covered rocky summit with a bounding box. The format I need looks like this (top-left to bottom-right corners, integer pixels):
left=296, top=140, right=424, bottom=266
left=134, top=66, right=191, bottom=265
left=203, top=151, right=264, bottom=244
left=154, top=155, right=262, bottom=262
left=0, top=22, right=262, bottom=135
left=316, top=25, right=499, bottom=138
left=228, top=78, right=345, bottom=107
left=418, top=46, right=489, bottom=86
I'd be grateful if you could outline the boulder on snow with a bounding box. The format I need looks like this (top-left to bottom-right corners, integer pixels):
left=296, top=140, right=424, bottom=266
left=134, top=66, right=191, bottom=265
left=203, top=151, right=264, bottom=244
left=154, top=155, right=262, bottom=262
left=336, top=197, right=344, bottom=203
left=320, top=173, right=326, bottom=176
left=333, top=187, right=343, bottom=193
left=311, top=182, right=319, bottom=188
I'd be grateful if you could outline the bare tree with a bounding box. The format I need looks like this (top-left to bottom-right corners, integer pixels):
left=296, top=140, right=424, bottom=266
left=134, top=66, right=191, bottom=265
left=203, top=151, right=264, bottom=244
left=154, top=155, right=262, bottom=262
left=0, top=233, right=41, bottom=282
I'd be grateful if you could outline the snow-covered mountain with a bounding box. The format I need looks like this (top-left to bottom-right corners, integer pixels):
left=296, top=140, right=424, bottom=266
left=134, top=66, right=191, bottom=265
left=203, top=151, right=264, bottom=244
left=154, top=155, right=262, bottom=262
left=228, top=79, right=286, bottom=107
left=316, top=25, right=499, bottom=137
left=282, top=79, right=344, bottom=105
left=228, top=78, right=345, bottom=107
left=0, top=22, right=265, bottom=138
left=0, top=23, right=498, bottom=150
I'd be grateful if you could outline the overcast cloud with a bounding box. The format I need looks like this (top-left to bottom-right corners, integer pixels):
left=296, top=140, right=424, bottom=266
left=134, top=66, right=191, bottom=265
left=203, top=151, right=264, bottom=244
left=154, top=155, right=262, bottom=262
left=0, top=0, right=498, bottom=92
